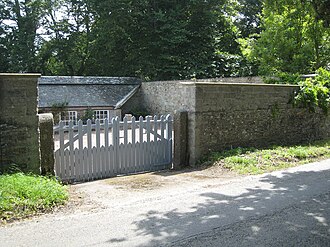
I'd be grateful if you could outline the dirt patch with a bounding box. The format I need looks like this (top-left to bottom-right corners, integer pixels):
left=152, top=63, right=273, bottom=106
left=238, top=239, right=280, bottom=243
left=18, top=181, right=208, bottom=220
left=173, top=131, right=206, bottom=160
left=176, top=164, right=238, bottom=179
left=97, top=165, right=239, bottom=191
left=100, top=165, right=238, bottom=190
left=64, top=166, right=238, bottom=211
left=57, top=186, right=86, bottom=212
left=104, top=174, right=165, bottom=190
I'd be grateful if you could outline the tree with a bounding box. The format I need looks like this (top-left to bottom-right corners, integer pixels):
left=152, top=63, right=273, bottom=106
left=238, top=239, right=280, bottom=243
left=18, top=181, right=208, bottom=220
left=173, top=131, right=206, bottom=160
left=252, top=0, right=330, bottom=75
left=85, top=0, right=224, bottom=80
left=235, top=0, right=262, bottom=38
left=307, top=0, right=330, bottom=27
left=0, top=0, right=47, bottom=72
left=37, top=0, right=95, bottom=75
left=0, top=1, right=10, bottom=72
left=0, top=0, right=259, bottom=78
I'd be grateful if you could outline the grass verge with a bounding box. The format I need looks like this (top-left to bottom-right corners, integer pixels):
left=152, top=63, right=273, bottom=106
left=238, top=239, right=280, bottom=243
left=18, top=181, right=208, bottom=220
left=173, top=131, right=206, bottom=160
left=0, top=173, right=68, bottom=224
left=204, top=139, right=330, bottom=175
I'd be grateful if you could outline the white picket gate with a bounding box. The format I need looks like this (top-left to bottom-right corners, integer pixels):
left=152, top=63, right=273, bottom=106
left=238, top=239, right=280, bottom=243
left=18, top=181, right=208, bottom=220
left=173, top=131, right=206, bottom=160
left=53, top=115, right=173, bottom=182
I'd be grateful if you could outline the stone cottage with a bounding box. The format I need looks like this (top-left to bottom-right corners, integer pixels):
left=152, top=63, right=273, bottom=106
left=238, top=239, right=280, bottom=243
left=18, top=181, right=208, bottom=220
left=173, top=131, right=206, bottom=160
left=38, top=76, right=141, bottom=124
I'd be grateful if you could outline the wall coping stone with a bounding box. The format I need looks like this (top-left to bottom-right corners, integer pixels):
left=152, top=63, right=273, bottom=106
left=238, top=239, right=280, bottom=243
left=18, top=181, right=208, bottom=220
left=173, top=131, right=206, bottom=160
left=0, top=73, right=41, bottom=78
left=180, top=81, right=300, bottom=88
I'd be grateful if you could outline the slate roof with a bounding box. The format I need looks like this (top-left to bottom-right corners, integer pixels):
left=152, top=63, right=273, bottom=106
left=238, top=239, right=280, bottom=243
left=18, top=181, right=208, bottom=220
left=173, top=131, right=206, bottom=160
left=38, top=76, right=141, bottom=109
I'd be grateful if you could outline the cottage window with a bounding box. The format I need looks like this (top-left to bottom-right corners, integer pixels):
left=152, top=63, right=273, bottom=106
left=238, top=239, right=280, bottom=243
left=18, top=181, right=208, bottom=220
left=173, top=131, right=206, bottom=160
left=94, top=110, right=109, bottom=124
left=62, top=111, right=78, bottom=125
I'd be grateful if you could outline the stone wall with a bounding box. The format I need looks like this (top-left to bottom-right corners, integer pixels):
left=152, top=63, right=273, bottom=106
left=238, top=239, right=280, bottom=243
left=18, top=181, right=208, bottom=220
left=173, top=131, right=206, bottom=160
left=121, top=80, right=195, bottom=116
left=188, top=82, right=330, bottom=164
left=124, top=79, right=330, bottom=166
left=122, top=77, right=264, bottom=116
left=0, top=74, right=41, bottom=173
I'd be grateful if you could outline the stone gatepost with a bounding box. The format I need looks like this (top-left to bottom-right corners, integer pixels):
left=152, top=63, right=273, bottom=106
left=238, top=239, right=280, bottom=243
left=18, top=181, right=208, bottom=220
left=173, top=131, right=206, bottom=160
left=38, top=113, right=55, bottom=175
left=0, top=73, right=41, bottom=173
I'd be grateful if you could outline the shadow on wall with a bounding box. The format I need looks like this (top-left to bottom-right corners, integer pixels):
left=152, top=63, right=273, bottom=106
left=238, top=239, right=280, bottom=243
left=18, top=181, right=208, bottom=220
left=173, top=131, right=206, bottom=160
left=129, top=167, right=330, bottom=246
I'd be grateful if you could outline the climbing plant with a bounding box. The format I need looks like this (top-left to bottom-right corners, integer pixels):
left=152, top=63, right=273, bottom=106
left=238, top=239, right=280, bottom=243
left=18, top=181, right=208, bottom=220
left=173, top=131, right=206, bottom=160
left=294, top=68, right=330, bottom=114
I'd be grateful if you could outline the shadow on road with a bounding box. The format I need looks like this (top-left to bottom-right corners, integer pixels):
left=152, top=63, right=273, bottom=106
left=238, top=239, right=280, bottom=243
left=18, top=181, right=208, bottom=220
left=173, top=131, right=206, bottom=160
left=133, top=168, right=330, bottom=246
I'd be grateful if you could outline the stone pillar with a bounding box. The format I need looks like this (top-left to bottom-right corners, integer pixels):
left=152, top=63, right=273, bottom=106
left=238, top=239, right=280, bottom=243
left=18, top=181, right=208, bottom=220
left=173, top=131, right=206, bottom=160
left=38, top=113, right=55, bottom=175
left=173, top=111, right=189, bottom=169
left=0, top=73, right=41, bottom=173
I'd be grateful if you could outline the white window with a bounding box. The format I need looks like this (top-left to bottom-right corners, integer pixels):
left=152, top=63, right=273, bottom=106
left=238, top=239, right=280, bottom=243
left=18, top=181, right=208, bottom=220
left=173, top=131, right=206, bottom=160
left=94, top=110, right=109, bottom=124
left=62, top=111, right=78, bottom=125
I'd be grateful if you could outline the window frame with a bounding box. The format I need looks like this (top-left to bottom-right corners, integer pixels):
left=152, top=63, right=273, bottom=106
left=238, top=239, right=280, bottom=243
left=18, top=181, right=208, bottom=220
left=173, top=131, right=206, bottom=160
left=61, top=111, right=78, bottom=125
left=94, top=110, right=110, bottom=124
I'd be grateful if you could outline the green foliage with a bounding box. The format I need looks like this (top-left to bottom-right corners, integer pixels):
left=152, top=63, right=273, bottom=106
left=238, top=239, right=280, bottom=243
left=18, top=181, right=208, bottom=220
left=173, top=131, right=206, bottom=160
left=0, top=173, right=68, bottom=222
left=211, top=52, right=258, bottom=77
left=38, top=0, right=95, bottom=75
left=1, top=0, right=250, bottom=80
left=294, top=68, right=330, bottom=114
left=85, top=0, right=235, bottom=80
left=263, top=72, right=301, bottom=84
left=252, top=0, right=330, bottom=76
left=2, top=0, right=328, bottom=80
left=51, top=101, right=69, bottom=124
left=81, top=108, right=95, bottom=124
left=128, top=108, right=150, bottom=118
left=0, top=163, right=22, bottom=175
left=204, top=139, right=330, bottom=174
left=308, top=0, right=330, bottom=27
left=235, top=0, right=262, bottom=38
left=0, top=0, right=48, bottom=72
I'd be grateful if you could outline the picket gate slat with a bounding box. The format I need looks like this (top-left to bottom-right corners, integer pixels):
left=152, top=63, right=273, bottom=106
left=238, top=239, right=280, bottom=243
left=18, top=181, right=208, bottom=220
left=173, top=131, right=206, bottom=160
left=104, top=120, right=110, bottom=177
left=165, top=115, right=173, bottom=165
left=82, top=147, right=88, bottom=181
left=100, top=146, right=106, bottom=179
left=135, top=142, right=141, bottom=173
left=87, top=120, right=92, bottom=181
left=108, top=145, right=114, bottom=177
left=64, top=149, right=70, bottom=180
left=59, top=121, right=65, bottom=177
left=95, top=119, right=101, bottom=178
left=54, top=150, right=60, bottom=177
left=152, top=115, right=158, bottom=168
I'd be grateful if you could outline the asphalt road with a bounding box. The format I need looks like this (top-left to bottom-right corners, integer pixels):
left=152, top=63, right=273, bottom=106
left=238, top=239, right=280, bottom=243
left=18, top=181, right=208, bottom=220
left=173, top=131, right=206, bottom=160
left=1, top=160, right=330, bottom=247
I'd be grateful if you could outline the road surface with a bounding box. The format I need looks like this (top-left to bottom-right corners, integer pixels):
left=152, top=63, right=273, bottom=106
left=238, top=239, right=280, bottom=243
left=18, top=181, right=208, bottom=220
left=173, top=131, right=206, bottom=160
left=0, top=160, right=329, bottom=246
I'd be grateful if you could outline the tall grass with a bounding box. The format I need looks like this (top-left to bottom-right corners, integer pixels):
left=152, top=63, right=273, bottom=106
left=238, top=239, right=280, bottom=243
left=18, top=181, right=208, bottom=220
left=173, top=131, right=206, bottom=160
left=206, top=139, right=330, bottom=174
left=0, top=173, right=68, bottom=222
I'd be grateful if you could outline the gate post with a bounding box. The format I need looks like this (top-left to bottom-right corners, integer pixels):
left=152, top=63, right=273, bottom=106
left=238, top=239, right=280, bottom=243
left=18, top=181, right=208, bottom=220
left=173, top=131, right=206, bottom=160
left=38, top=113, right=55, bottom=175
left=173, top=111, right=188, bottom=169
left=0, top=73, right=41, bottom=174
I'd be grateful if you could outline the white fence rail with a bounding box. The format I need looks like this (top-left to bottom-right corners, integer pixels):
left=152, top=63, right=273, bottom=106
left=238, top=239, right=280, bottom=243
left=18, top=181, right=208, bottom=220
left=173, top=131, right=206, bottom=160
left=54, top=115, right=173, bottom=182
